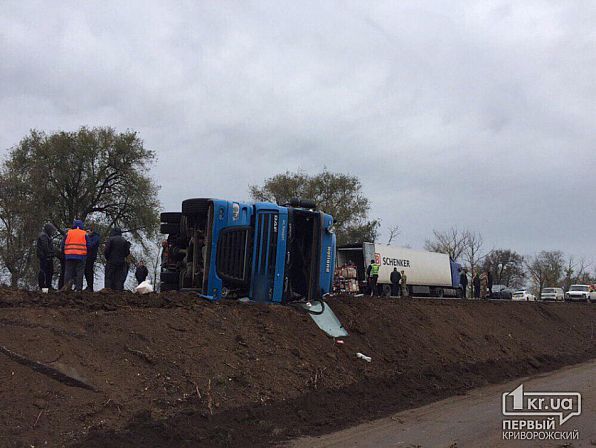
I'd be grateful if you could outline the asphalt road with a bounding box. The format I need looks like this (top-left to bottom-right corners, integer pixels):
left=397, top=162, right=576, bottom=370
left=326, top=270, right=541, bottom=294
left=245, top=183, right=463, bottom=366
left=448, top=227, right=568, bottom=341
left=290, top=360, right=596, bottom=448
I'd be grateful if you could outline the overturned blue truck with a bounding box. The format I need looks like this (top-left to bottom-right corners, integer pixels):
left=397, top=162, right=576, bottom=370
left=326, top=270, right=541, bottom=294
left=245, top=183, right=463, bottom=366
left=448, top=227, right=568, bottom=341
left=159, top=198, right=336, bottom=303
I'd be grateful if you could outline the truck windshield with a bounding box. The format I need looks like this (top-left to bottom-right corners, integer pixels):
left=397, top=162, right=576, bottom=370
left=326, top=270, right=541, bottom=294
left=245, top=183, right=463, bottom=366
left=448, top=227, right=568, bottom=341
left=570, top=286, right=588, bottom=292
left=286, top=209, right=321, bottom=301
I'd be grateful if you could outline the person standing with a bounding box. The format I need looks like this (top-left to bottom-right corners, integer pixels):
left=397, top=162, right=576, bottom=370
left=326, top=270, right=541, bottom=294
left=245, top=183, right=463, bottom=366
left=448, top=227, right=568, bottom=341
left=62, top=220, right=89, bottom=291
left=487, top=268, right=494, bottom=297
left=104, top=227, right=131, bottom=290
left=390, top=267, right=401, bottom=297
left=36, top=223, right=57, bottom=290
left=367, top=259, right=380, bottom=296
left=459, top=268, right=468, bottom=299
left=400, top=270, right=408, bottom=297
left=135, top=260, right=149, bottom=285
left=84, top=224, right=101, bottom=291
left=473, top=271, right=481, bottom=298
left=56, top=233, right=65, bottom=290
left=480, top=270, right=489, bottom=300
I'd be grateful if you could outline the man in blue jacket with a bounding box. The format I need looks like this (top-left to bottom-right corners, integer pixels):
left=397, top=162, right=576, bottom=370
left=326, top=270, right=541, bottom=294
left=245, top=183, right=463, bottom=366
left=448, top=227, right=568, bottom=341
left=84, top=223, right=101, bottom=291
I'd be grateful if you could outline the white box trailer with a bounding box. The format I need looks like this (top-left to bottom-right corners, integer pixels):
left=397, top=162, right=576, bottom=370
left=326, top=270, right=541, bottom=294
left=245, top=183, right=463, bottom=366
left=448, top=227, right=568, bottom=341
left=336, top=242, right=463, bottom=297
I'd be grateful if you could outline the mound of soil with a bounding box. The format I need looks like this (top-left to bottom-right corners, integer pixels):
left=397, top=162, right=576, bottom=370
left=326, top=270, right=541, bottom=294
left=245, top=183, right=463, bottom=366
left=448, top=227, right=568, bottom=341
left=0, top=289, right=594, bottom=447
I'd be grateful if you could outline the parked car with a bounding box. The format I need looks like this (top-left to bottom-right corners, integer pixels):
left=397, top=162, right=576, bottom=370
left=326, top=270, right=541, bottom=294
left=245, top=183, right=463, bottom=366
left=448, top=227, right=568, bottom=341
left=540, top=287, right=565, bottom=302
left=512, top=289, right=536, bottom=301
left=565, top=285, right=593, bottom=302
left=490, top=284, right=514, bottom=300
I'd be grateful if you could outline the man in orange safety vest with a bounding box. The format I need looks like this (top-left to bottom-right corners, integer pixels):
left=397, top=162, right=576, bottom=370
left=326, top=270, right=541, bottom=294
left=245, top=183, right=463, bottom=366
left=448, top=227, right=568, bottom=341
left=61, top=220, right=90, bottom=291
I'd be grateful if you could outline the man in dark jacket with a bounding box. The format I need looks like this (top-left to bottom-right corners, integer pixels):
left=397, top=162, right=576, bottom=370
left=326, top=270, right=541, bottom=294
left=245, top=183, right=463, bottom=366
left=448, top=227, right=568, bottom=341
left=36, top=223, right=56, bottom=290
left=459, top=268, right=468, bottom=299
left=366, top=259, right=380, bottom=296
left=104, top=228, right=131, bottom=290
left=487, top=268, right=494, bottom=296
left=84, top=224, right=101, bottom=291
left=390, top=268, right=401, bottom=297
left=473, top=271, right=481, bottom=299
left=135, top=260, right=149, bottom=285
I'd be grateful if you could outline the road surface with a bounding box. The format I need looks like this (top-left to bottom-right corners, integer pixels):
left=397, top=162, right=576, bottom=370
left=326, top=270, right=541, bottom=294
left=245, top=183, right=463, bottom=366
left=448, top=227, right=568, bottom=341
left=290, top=360, right=595, bottom=448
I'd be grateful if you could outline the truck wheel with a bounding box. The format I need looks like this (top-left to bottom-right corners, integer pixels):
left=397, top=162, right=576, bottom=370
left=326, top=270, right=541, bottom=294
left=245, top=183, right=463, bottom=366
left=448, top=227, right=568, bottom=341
left=160, top=223, right=179, bottom=235
left=382, top=284, right=391, bottom=297
left=160, top=270, right=179, bottom=284
left=160, top=212, right=182, bottom=224
left=182, top=198, right=210, bottom=216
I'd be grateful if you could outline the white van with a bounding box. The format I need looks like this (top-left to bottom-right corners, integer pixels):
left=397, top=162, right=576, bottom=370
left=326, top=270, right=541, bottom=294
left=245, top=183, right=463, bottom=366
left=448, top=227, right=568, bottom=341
left=540, top=287, right=564, bottom=301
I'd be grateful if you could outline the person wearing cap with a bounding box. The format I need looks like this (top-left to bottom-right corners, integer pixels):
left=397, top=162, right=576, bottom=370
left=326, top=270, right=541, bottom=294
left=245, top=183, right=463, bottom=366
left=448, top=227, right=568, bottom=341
left=61, top=219, right=89, bottom=291
left=36, top=223, right=57, bottom=290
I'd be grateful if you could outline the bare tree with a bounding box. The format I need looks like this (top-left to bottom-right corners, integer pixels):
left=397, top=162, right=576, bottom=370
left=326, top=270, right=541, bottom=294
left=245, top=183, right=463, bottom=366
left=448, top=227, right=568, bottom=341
left=462, top=231, right=484, bottom=278
left=483, top=249, right=525, bottom=288
left=526, top=251, right=564, bottom=297
left=424, top=227, right=469, bottom=262
left=563, top=256, right=591, bottom=290
left=386, top=225, right=400, bottom=245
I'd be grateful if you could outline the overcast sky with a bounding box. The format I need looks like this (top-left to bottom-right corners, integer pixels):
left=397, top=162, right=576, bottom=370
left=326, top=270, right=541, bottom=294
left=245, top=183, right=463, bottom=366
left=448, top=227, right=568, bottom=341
left=1, top=1, right=595, bottom=261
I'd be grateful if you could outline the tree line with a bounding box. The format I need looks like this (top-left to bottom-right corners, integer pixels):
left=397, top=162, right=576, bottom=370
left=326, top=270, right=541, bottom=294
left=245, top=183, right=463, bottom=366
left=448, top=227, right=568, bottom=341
left=0, top=128, right=592, bottom=294
left=424, top=227, right=594, bottom=296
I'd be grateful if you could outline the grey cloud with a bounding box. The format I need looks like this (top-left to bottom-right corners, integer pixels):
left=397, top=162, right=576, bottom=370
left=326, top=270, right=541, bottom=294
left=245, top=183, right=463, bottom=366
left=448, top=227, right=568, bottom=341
left=0, top=0, right=594, bottom=261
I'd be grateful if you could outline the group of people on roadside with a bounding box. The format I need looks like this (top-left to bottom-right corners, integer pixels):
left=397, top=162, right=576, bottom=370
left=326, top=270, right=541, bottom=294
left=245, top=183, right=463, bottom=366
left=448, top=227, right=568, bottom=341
left=367, top=259, right=408, bottom=297
left=365, top=258, right=493, bottom=299
left=459, top=267, right=493, bottom=299
left=36, top=220, right=149, bottom=292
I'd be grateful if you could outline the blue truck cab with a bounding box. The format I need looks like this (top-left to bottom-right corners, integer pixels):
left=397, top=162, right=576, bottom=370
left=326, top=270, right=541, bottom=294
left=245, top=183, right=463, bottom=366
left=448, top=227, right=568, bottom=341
left=162, top=198, right=335, bottom=303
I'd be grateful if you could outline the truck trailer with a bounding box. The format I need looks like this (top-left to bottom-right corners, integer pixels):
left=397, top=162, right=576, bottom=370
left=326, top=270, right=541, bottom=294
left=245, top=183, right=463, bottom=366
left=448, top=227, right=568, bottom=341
left=159, top=198, right=336, bottom=303
left=336, top=242, right=462, bottom=297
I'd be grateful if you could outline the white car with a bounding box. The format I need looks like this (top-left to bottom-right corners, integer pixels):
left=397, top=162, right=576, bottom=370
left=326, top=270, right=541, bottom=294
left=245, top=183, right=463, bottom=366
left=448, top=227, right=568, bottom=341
left=540, top=287, right=565, bottom=302
left=565, top=285, right=593, bottom=302
left=512, top=289, right=536, bottom=301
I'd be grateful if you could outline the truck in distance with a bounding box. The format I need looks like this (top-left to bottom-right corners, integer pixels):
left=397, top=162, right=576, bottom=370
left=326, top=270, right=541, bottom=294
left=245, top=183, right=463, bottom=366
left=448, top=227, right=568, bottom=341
left=336, top=242, right=463, bottom=297
left=159, top=198, right=336, bottom=303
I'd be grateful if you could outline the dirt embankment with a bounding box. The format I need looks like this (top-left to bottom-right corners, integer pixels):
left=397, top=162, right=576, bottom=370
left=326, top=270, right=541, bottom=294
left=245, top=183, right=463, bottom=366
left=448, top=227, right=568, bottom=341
left=0, top=288, right=594, bottom=447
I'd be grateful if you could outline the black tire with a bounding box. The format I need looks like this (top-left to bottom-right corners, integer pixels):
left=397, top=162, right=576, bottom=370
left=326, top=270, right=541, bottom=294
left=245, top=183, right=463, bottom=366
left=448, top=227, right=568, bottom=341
left=382, top=284, right=392, bottom=297
left=160, top=223, right=179, bottom=235
left=160, top=282, right=178, bottom=292
left=160, top=270, right=179, bottom=284
left=160, top=212, right=182, bottom=224
left=182, top=198, right=210, bottom=216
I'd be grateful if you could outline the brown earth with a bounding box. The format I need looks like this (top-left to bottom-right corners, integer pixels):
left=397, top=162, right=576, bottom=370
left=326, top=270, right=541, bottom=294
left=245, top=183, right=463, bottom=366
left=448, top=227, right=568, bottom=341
left=0, top=288, right=594, bottom=447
